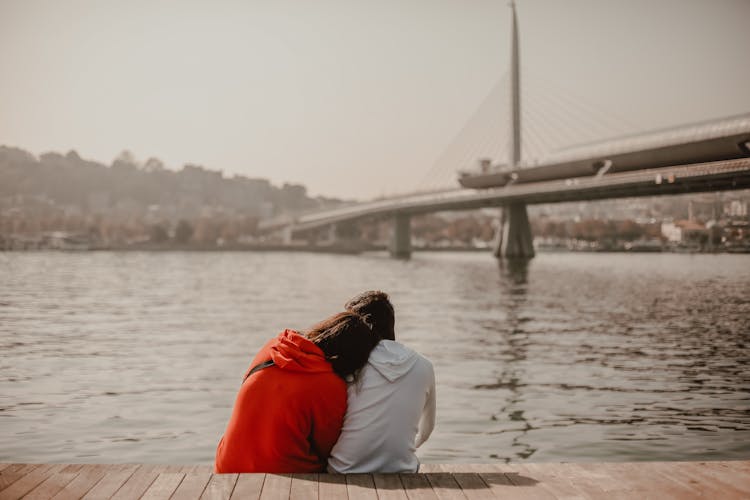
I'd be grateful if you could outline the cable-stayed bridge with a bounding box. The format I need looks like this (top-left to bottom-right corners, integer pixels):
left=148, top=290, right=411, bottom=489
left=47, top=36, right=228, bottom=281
left=260, top=2, right=750, bottom=259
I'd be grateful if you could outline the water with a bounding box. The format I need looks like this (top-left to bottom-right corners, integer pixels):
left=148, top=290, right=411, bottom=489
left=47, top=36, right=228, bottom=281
left=1, top=251, right=749, bottom=465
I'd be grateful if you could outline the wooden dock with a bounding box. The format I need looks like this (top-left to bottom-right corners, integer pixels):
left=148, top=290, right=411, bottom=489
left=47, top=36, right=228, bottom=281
left=1, top=461, right=748, bottom=499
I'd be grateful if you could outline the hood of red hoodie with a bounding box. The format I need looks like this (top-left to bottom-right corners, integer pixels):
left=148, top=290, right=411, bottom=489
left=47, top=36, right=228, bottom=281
left=269, top=329, right=332, bottom=373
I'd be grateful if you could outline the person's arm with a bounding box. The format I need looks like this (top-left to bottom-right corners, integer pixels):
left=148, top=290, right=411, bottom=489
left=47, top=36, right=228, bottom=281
left=415, top=363, right=436, bottom=448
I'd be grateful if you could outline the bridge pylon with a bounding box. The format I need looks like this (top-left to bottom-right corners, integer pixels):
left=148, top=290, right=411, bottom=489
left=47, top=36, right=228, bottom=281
left=389, top=213, right=412, bottom=258
left=491, top=2, right=533, bottom=260
left=494, top=203, right=535, bottom=259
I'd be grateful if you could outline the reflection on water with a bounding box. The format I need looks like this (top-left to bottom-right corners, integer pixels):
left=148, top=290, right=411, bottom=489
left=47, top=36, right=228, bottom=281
left=494, top=258, right=534, bottom=461
left=0, top=251, right=749, bottom=464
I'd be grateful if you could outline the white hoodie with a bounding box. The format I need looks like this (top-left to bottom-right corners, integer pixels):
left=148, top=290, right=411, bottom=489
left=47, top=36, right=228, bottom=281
left=327, top=340, right=436, bottom=473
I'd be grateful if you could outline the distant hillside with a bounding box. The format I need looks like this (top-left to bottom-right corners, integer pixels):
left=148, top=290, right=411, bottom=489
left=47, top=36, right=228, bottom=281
left=0, top=146, right=342, bottom=218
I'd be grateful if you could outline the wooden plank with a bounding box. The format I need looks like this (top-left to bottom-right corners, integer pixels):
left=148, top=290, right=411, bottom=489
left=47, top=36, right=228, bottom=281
left=201, top=473, right=238, bottom=500
left=81, top=465, right=139, bottom=500
left=399, top=474, right=439, bottom=500
left=423, top=473, right=467, bottom=500
left=1, top=464, right=40, bottom=477
left=0, top=464, right=12, bottom=474
left=0, top=461, right=746, bottom=499
left=476, top=468, right=556, bottom=500
left=623, top=462, right=706, bottom=499
left=0, top=465, right=28, bottom=474
left=695, top=461, right=750, bottom=493
left=519, top=463, right=590, bottom=500
left=141, top=472, right=185, bottom=499
left=49, top=465, right=110, bottom=500
left=258, top=473, right=292, bottom=500
left=642, top=461, right=728, bottom=499
left=588, top=462, right=703, bottom=499
left=595, top=462, right=712, bottom=500
left=160, top=464, right=185, bottom=473
left=229, top=474, right=265, bottom=500
left=671, top=461, right=750, bottom=498
left=58, top=464, right=85, bottom=474
left=109, top=465, right=167, bottom=500
left=418, top=465, right=441, bottom=473
left=172, top=471, right=213, bottom=500
left=451, top=472, right=503, bottom=500
left=290, top=473, right=318, bottom=500
left=0, top=464, right=61, bottom=500
left=0, top=464, right=40, bottom=491
left=318, top=473, right=349, bottom=500
left=532, top=463, right=612, bottom=499
left=373, top=473, right=408, bottom=500
left=719, top=461, right=750, bottom=474
left=22, top=471, right=79, bottom=500
left=181, top=465, right=214, bottom=474
left=346, top=474, right=377, bottom=500
left=569, top=463, right=639, bottom=499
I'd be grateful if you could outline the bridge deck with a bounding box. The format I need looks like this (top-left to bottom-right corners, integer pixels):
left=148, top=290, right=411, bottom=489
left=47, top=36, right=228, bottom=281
left=1, top=461, right=748, bottom=499
left=259, top=158, right=750, bottom=234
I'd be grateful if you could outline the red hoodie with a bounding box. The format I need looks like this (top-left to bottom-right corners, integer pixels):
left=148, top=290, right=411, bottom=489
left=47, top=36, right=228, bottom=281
left=215, top=329, right=347, bottom=473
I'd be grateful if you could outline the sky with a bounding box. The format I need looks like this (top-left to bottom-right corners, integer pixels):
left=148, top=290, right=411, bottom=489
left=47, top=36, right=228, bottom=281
left=1, top=0, right=749, bottom=200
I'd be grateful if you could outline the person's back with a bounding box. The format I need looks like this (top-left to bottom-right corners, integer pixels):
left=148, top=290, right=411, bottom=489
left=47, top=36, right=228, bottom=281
left=215, top=330, right=347, bottom=473
left=328, top=339, right=435, bottom=473
left=215, top=311, right=379, bottom=473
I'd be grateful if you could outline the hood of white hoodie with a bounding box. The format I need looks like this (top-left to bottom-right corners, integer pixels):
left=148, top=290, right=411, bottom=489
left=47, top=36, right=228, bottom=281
left=367, top=340, right=419, bottom=382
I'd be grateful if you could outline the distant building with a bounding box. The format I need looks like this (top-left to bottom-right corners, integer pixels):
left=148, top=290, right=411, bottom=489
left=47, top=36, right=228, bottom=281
left=43, top=231, right=92, bottom=250
left=724, top=199, right=748, bottom=218
left=723, top=220, right=750, bottom=247
left=661, top=220, right=708, bottom=243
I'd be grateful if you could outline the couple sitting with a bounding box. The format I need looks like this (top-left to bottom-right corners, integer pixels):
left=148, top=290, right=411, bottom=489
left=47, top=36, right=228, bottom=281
left=214, top=291, right=436, bottom=474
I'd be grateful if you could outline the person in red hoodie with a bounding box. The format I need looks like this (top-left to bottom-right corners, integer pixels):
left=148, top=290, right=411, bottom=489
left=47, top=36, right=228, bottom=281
left=215, top=311, right=378, bottom=473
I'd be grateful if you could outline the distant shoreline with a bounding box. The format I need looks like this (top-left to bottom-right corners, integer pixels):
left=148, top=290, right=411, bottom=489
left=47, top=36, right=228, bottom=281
left=2, top=245, right=749, bottom=254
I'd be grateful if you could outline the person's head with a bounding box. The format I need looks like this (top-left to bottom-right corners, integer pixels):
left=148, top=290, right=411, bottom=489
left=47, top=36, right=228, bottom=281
left=305, top=311, right=378, bottom=379
left=344, top=290, right=395, bottom=341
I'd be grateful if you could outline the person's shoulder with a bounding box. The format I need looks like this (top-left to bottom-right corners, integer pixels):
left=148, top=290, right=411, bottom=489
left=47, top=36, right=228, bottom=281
left=394, top=341, right=430, bottom=365
left=413, top=352, right=434, bottom=376
left=392, top=342, right=433, bottom=379
left=413, top=349, right=432, bottom=364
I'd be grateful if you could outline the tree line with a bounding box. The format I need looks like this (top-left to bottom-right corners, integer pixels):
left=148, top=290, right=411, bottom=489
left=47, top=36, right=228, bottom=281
left=0, top=146, right=342, bottom=218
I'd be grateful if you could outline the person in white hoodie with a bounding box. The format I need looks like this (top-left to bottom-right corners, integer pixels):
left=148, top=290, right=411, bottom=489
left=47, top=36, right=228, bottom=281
left=328, top=291, right=436, bottom=473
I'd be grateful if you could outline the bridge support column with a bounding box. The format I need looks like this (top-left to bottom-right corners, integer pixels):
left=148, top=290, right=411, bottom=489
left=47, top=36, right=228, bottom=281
left=494, top=203, right=535, bottom=259
left=281, top=226, right=293, bottom=245
left=390, top=213, right=411, bottom=258
left=325, top=224, right=337, bottom=244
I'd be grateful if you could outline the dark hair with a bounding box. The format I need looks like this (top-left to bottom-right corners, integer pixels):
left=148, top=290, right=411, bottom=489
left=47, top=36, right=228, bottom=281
left=344, top=290, right=395, bottom=341
left=305, top=311, right=378, bottom=379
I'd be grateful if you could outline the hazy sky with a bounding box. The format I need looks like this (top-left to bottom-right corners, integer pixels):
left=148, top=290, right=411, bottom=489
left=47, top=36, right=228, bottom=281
left=2, top=0, right=749, bottom=199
